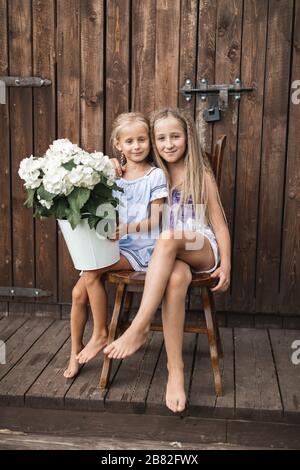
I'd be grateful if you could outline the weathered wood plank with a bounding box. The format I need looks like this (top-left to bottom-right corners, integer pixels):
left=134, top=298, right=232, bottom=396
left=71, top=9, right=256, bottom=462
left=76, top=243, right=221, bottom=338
left=105, top=331, right=163, bottom=413
left=147, top=332, right=196, bottom=415
left=29, top=303, right=61, bottom=319
left=26, top=321, right=92, bottom=409
left=0, top=0, right=12, bottom=289
left=283, top=316, right=300, bottom=330
left=254, top=314, right=283, bottom=330
left=234, top=328, right=282, bottom=420
left=8, top=301, right=58, bottom=318
left=189, top=328, right=234, bottom=418
left=178, top=0, right=198, bottom=113
left=0, top=406, right=227, bottom=444
left=63, top=324, right=111, bottom=411
left=145, top=333, right=167, bottom=412
left=25, top=321, right=99, bottom=409
left=195, top=0, right=217, bottom=153
left=0, top=320, right=68, bottom=406
left=0, top=316, right=27, bottom=342
left=279, top=0, right=300, bottom=314
left=0, top=302, right=8, bottom=317
left=32, top=0, right=57, bottom=307
left=269, top=328, right=300, bottom=423
left=106, top=0, right=130, bottom=156
left=0, top=431, right=255, bottom=450
left=80, top=0, right=104, bottom=153
left=9, top=0, right=34, bottom=312
left=231, top=0, right=268, bottom=313
left=130, top=332, right=164, bottom=411
left=213, top=0, right=243, bottom=313
left=227, top=312, right=254, bottom=328
left=155, top=0, right=181, bottom=108
left=132, top=0, right=156, bottom=115
left=104, top=332, right=157, bottom=412
left=228, top=418, right=300, bottom=450
left=57, top=0, right=81, bottom=303
left=256, top=0, right=294, bottom=312
left=0, top=318, right=53, bottom=382
left=64, top=360, right=108, bottom=411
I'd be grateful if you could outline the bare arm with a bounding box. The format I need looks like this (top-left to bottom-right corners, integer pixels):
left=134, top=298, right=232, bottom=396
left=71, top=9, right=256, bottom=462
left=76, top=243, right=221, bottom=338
left=112, top=198, right=166, bottom=239
left=109, top=157, right=125, bottom=177
left=205, top=171, right=231, bottom=292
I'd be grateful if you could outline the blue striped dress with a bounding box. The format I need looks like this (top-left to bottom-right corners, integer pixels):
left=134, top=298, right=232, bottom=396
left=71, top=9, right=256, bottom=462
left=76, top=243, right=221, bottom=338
left=113, top=166, right=168, bottom=271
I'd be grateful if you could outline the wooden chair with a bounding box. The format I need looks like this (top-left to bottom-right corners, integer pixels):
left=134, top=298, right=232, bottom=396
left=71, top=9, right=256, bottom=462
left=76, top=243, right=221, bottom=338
left=100, top=135, right=227, bottom=396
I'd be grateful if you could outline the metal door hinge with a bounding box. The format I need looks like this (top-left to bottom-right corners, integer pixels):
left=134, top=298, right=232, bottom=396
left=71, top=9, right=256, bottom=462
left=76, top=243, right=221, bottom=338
left=180, top=78, right=253, bottom=122
left=0, top=76, right=52, bottom=105
left=0, top=287, right=52, bottom=298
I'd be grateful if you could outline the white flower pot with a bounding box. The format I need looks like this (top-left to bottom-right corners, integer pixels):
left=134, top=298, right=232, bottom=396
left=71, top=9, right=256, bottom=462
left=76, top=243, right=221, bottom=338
left=58, top=219, right=120, bottom=270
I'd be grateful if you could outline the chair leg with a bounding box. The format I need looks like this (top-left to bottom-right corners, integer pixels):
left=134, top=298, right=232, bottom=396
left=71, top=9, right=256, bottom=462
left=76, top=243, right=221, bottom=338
left=208, top=288, right=223, bottom=359
left=99, top=283, right=126, bottom=389
left=122, top=291, right=133, bottom=325
left=201, top=286, right=223, bottom=396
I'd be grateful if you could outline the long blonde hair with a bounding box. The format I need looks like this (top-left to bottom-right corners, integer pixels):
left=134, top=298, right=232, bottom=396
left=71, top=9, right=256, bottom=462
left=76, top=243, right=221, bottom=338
left=149, top=107, right=227, bottom=227
left=110, top=111, right=150, bottom=158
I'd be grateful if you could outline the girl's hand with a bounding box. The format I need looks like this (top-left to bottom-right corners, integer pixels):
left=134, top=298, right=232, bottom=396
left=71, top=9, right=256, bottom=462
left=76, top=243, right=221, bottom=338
left=109, top=223, right=128, bottom=240
left=110, top=157, right=126, bottom=177
left=210, top=264, right=231, bottom=293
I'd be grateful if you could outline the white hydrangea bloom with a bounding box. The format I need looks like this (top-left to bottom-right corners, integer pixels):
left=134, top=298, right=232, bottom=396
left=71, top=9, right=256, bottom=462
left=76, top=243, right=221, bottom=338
left=67, top=165, right=101, bottom=189
left=43, top=166, right=73, bottom=195
left=39, top=199, right=53, bottom=209
left=45, top=138, right=81, bottom=164
left=73, top=150, right=94, bottom=166
left=104, top=164, right=116, bottom=182
left=18, top=155, right=43, bottom=189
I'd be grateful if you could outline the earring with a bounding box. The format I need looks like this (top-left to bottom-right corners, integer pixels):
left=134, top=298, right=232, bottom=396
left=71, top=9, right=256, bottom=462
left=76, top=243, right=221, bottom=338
left=119, top=151, right=127, bottom=166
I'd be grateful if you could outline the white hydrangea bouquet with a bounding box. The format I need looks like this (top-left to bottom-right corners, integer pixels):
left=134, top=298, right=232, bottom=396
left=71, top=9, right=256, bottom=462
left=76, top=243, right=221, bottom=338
left=18, top=139, right=121, bottom=270
left=18, top=138, right=120, bottom=229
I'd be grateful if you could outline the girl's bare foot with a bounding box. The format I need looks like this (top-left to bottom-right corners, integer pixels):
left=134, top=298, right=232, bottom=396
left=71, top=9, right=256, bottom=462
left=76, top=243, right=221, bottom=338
left=166, top=368, right=186, bottom=413
left=76, top=334, right=108, bottom=364
left=103, top=325, right=148, bottom=359
left=63, top=345, right=84, bottom=379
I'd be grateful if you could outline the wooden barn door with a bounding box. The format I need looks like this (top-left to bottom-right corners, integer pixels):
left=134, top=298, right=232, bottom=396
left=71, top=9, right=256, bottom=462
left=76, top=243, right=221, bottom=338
left=0, top=0, right=299, bottom=317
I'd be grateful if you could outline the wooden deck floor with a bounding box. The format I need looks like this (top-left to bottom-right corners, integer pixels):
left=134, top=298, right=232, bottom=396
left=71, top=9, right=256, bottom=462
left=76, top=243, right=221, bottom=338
left=2, top=315, right=300, bottom=448
left=1, top=315, right=300, bottom=424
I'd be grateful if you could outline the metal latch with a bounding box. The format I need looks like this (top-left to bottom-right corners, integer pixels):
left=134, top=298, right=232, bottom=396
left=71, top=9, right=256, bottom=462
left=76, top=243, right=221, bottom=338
left=0, top=76, right=52, bottom=105
left=180, top=78, right=253, bottom=122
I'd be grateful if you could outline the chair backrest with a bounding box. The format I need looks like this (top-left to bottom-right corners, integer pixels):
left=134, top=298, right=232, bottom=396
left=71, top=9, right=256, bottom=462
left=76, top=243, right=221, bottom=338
left=205, top=135, right=227, bottom=188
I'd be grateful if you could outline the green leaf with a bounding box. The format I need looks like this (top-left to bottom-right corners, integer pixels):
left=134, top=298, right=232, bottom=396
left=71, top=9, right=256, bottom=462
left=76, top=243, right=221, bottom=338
left=67, top=187, right=91, bottom=213
left=87, top=214, right=101, bottom=230
left=55, top=198, right=69, bottom=219
left=66, top=209, right=81, bottom=230
left=83, top=200, right=100, bottom=215
left=24, top=188, right=36, bottom=208
left=92, top=181, right=116, bottom=198
left=62, top=159, right=76, bottom=171
left=100, top=177, right=124, bottom=193
left=37, top=185, right=56, bottom=202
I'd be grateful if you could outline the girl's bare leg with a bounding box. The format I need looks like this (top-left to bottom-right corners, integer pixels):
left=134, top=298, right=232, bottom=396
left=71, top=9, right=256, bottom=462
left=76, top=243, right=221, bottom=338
left=162, top=260, right=192, bottom=413
left=64, top=276, right=88, bottom=378
left=76, top=255, right=131, bottom=364
left=104, top=230, right=214, bottom=359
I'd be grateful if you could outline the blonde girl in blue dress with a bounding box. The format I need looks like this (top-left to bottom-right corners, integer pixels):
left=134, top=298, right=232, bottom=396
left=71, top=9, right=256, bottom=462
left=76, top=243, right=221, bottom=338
left=63, top=112, right=168, bottom=378
left=104, top=108, right=231, bottom=413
